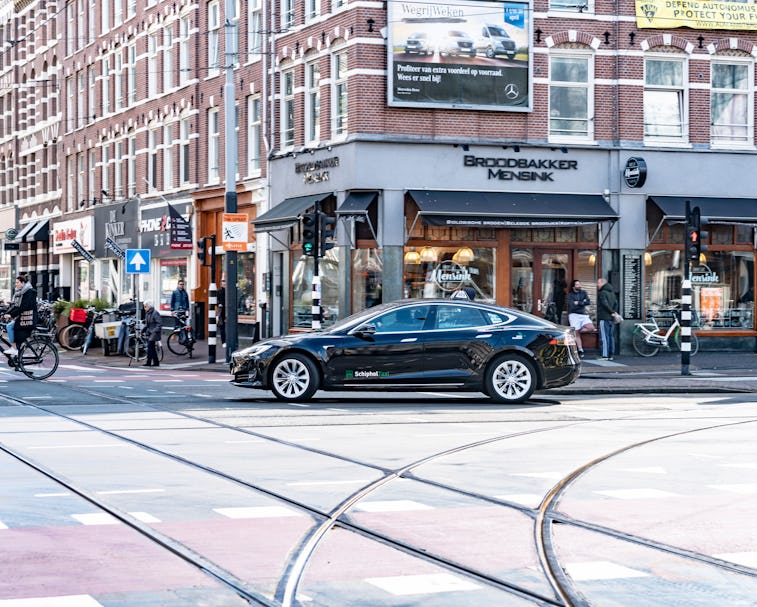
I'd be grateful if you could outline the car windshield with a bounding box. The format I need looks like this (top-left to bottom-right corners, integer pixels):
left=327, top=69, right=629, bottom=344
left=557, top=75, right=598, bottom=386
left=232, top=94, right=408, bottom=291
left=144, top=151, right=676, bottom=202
left=324, top=302, right=397, bottom=333
left=488, top=26, right=509, bottom=37
left=411, top=32, right=427, bottom=39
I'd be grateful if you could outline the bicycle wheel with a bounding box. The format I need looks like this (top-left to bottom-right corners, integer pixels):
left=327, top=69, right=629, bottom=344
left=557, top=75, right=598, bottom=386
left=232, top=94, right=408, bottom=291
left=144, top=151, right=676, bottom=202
left=672, top=329, right=700, bottom=356
left=58, top=324, right=87, bottom=351
left=632, top=327, right=660, bottom=357
left=167, top=330, right=188, bottom=356
left=127, top=335, right=147, bottom=361
left=156, top=341, right=165, bottom=362
left=19, top=337, right=59, bottom=380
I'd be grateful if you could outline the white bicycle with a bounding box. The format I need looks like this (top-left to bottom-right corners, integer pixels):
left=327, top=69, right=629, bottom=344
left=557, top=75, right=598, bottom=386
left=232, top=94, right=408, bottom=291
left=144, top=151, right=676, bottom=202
left=632, top=309, right=699, bottom=357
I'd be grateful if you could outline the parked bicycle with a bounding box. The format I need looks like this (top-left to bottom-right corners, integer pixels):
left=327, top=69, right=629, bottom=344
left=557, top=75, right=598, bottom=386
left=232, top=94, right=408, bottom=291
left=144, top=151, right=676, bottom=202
left=167, top=309, right=195, bottom=358
left=0, top=325, right=59, bottom=380
left=81, top=308, right=116, bottom=355
left=632, top=308, right=699, bottom=357
left=58, top=306, right=94, bottom=351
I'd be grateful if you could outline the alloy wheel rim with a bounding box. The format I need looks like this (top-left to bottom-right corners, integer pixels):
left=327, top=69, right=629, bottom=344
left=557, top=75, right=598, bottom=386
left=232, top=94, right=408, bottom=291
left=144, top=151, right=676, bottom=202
left=493, top=360, right=531, bottom=399
left=273, top=359, right=309, bottom=398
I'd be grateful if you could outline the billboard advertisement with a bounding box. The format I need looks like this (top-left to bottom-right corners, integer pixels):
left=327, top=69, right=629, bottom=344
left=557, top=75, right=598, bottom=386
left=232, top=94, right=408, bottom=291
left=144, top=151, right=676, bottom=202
left=388, top=0, right=531, bottom=111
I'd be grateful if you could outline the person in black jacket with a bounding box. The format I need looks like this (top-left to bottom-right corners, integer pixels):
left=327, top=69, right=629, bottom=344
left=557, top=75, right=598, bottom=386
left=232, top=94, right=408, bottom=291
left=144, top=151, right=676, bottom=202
left=142, top=301, right=162, bottom=367
left=4, top=275, right=36, bottom=357
left=597, top=277, right=619, bottom=360
left=567, top=279, right=596, bottom=357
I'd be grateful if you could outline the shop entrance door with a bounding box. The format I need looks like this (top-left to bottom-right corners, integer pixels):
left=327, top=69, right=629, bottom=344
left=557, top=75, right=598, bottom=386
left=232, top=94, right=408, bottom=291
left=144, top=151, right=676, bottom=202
left=511, top=249, right=571, bottom=321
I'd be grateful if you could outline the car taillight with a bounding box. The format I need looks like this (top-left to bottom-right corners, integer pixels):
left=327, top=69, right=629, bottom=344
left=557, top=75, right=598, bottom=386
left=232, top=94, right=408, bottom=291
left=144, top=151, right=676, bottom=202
left=549, top=333, right=576, bottom=346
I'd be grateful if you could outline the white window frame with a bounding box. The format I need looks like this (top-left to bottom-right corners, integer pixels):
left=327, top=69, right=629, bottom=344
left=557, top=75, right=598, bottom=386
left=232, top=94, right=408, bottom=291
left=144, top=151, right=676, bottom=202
left=710, top=57, right=754, bottom=148
left=88, top=0, right=96, bottom=42
left=179, top=16, right=191, bottom=85
left=127, top=135, right=136, bottom=196
left=306, top=0, right=319, bottom=21
left=67, top=155, right=75, bottom=212
left=114, top=140, right=123, bottom=197
left=114, top=0, right=123, bottom=27
left=163, top=28, right=174, bottom=91
left=208, top=1, right=221, bottom=77
left=180, top=118, right=191, bottom=184
left=548, top=51, right=594, bottom=142
left=247, top=0, right=262, bottom=61
left=101, top=143, right=110, bottom=195
left=282, top=0, right=294, bottom=30
left=66, top=77, right=74, bottom=133
left=88, top=150, right=96, bottom=202
left=208, top=108, right=220, bottom=183
left=247, top=96, right=261, bottom=175
left=148, top=33, right=159, bottom=97
left=305, top=60, right=320, bottom=144
left=101, top=0, right=110, bottom=34
left=148, top=129, right=159, bottom=191
left=332, top=51, right=348, bottom=138
left=77, top=70, right=86, bottom=129
left=114, top=49, right=123, bottom=111
left=127, top=43, right=137, bottom=105
left=281, top=69, right=295, bottom=148
left=163, top=124, right=174, bottom=190
left=644, top=54, right=688, bottom=144
left=101, top=55, right=110, bottom=115
left=88, top=66, right=96, bottom=123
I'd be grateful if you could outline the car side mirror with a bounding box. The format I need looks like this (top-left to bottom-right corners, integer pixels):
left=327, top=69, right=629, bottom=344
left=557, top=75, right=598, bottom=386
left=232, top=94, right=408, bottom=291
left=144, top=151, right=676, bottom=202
left=353, top=323, right=376, bottom=339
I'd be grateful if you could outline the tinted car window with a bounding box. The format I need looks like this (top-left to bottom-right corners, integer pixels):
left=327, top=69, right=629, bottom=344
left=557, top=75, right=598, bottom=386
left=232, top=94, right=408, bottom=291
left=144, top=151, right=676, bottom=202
left=484, top=310, right=511, bottom=325
left=434, top=305, right=486, bottom=329
left=373, top=306, right=430, bottom=333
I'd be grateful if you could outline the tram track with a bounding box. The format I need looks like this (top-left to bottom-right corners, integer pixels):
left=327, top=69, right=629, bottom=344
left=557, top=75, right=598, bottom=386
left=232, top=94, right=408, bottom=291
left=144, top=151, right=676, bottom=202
left=1, top=384, right=756, bottom=606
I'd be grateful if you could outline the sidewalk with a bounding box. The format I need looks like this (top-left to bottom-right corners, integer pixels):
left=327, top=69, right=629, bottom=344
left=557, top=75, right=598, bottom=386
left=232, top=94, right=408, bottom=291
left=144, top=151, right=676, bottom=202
left=66, top=339, right=757, bottom=395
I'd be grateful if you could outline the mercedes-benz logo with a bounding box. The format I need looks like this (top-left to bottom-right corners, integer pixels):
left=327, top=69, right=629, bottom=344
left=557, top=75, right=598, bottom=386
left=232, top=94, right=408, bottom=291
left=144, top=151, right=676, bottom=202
left=504, top=83, right=519, bottom=99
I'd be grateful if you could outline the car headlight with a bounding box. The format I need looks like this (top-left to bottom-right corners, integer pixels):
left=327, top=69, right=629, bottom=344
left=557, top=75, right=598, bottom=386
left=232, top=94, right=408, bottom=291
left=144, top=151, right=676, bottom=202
left=237, top=343, right=274, bottom=358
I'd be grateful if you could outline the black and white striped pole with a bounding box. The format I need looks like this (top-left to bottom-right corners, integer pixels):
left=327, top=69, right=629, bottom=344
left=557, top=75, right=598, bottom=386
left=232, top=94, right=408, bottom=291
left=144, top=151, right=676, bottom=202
left=681, top=200, right=694, bottom=376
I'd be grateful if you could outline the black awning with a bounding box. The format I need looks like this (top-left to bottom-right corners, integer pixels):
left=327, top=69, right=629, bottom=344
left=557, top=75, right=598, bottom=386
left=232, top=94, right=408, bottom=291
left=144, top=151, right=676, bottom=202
left=252, top=193, right=331, bottom=233
left=26, top=219, right=50, bottom=242
left=408, top=190, right=618, bottom=227
left=15, top=221, right=38, bottom=242
left=336, top=191, right=378, bottom=217
left=648, top=196, right=757, bottom=223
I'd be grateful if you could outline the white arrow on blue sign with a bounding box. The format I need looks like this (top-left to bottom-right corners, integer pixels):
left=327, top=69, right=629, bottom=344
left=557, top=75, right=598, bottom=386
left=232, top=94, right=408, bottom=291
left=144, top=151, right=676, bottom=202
left=125, top=249, right=151, bottom=274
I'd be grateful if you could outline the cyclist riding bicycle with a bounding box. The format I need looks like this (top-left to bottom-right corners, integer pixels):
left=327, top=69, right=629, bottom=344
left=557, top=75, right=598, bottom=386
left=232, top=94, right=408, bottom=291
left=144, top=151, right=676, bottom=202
left=4, top=275, right=37, bottom=357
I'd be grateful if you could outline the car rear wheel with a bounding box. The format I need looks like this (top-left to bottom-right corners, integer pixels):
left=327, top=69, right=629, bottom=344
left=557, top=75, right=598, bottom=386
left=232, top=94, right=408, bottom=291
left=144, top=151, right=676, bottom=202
left=270, top=354, right=319, bottom=402
left=485, top=47, right=495, bottom=59
left=485, top=355, right=536, bottom=403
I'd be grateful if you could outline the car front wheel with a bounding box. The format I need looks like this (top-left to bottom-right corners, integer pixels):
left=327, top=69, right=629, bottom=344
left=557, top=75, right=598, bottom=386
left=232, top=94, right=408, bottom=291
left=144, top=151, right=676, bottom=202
left=485, top=355, right=536, bottom=403
left=270, top=354, right=319, bottom=402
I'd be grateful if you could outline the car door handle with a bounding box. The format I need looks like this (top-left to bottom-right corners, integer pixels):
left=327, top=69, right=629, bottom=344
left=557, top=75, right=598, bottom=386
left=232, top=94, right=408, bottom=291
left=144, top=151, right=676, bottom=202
left=476, top=334, right=492, bottom=338
left=401, top=337, right=418, bottom=342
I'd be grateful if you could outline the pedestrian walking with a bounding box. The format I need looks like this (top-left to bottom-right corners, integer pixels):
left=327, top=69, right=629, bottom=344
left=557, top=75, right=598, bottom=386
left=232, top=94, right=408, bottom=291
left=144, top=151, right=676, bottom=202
left=141, top=301, right=162, bottom=367
left=567, top=279, right=596, bottom=357
left=597, top=277, right=618, bottom=360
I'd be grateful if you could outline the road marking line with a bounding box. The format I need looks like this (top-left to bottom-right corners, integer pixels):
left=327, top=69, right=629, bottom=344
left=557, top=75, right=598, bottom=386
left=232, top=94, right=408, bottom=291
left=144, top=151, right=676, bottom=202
left=0, top=595, right=105, bottom=607
left=512, top=471, right=563, bottom=480
left=214, top=506, right=304, bottom=519
left=130, top=511, right=161, bottom=523
left=59, top=365, right=106, bottom=372
left=354, top=500, right=433, bottom=512
left=72, top=513, right=120, bottom=525
left=35, top=492, right=71, bottom=497
left=94, top=380, right=124, bottom=383
left=594, top=488, right=678, bottom=499
left=365, top=573, right=480, bottom=595
left=29, top=443, right=126, bottom=450
left=96, top=488, right=165, bottom=495
left=565, top=561, right=648, bottom=581
left=0, top=520, right=7, bottom=529
left=288, top=479, right=371, bottom=486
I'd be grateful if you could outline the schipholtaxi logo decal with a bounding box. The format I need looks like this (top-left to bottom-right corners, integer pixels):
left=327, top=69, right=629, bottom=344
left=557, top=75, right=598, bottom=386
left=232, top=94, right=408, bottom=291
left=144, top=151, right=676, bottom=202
left=345, top=370, right=390, bottom=379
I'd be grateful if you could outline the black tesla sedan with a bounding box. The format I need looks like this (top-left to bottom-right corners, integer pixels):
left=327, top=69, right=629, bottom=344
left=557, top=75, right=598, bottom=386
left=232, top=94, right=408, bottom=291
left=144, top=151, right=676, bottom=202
left=230, top=299, right=580, bottom=403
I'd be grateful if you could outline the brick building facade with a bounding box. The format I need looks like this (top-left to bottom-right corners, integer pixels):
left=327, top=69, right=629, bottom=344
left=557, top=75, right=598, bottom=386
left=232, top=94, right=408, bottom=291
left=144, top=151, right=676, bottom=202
left=0, top=0, right=756, bottom=350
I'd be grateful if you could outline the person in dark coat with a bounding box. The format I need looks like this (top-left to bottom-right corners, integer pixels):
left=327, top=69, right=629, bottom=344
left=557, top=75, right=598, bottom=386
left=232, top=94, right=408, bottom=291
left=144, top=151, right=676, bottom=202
left=142, top=301, right=162, bottom=367
left=567, top=279, right=596, bottom=357
left=597, top=277, right=619, bottom=360
left=5, top=275, right=37, bottom=356
left=170, top=279, right=190, bottom=328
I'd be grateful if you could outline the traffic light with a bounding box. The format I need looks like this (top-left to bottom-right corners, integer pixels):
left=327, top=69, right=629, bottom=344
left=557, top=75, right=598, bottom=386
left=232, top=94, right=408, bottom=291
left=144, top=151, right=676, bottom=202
left=197, top=237, right=208, bottom=266
left=686, top=206, right=707, bottom=263
left=301, top=212, right=318, bottom=257
left=319, top=213, right=336, bottom=256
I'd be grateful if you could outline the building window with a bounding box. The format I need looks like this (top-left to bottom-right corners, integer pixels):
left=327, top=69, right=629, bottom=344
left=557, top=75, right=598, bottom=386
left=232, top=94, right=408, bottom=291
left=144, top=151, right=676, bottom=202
left=88, top=66, right=96, bottom=124
left=208, top=108, right=220, bottom=183
left=644, top=56, right=687, bottom=141
left=66, top=155, right=75, bottom=211
left=127, top=43, right=137, bottom=104
left=550, top=0, right=593, bottom=12
left=333, top=0, right=345, bottom=10
left=88, top=0, right=96, bottom=42
left=306, top=0, right=319, bottom=21
left=114, top=140, right=123, bottom=197
left=66, top=1, right=75, bottom=55
left=148, top=33, right=159, bottom=97
left=163, top=28, right=174, bottom=91
left=148, top=129, right=158, bottom=191
left=114, top=48, right=123, bottom=111
left=208, top=1, right=221, bottom=76
left=163, top=124, right=173, bottom=189
left=101, top=55, right=110, bottom=115
left=101, top=0, right=110, bottom=33
left=711, top=60, right=752, bottom=146
left=180, top=118, right=191, bottom=184
left=332, top=51, right=348, bottom=137
left=88, top=150, right=96, bottom=202
left=114, top=0, right=123, bottom=27
left=282, top=0, right=294, bottom=30
left=179, top=16, right=191, bottom=85
left=101, top=143, right=110, bottom=195
left=247, top=96, right=261, bottom=175
left=77, top=70, right=86, bottom=129
left=128, top=135, right=136, bottom=196
left=248, top=0, right=262, bottom=60
left=549, top=53, right=592, bottom=140
left=127, top=0, right=136, bottom=19
left=306, top=60, right=320, bottom=144
left=281, top=69, right=295, bottom=148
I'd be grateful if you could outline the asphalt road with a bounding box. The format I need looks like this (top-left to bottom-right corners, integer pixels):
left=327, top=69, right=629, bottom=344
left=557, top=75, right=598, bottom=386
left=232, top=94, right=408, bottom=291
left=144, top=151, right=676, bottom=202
left=1, top=357, right=756, bottom=607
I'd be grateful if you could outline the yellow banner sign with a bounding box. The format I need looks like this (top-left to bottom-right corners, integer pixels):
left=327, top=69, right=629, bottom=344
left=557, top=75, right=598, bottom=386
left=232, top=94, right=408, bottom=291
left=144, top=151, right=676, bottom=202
left=636, top=0, right=757, bottom=30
